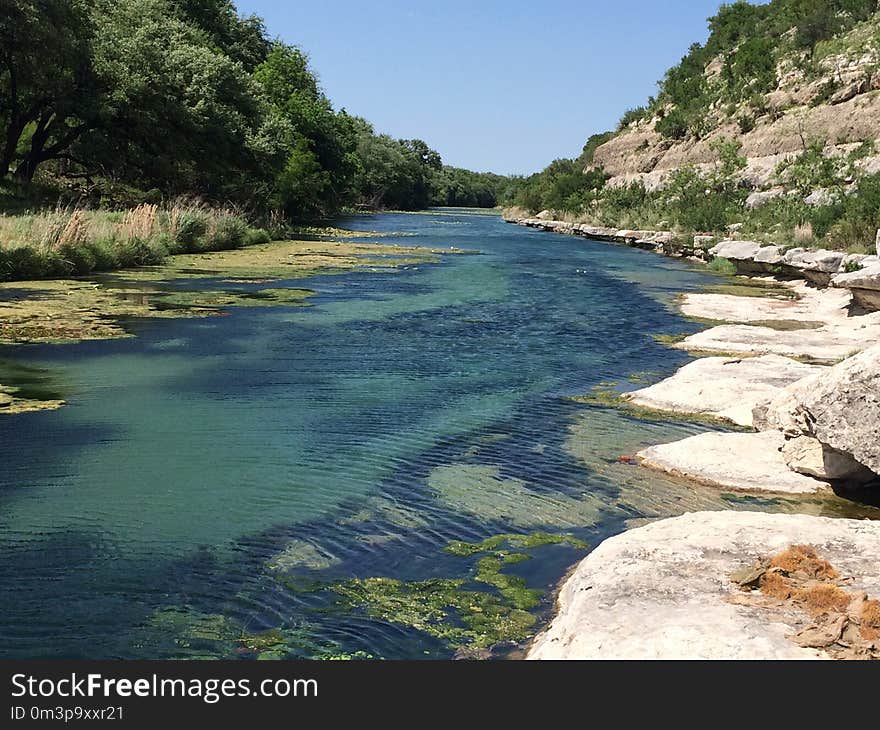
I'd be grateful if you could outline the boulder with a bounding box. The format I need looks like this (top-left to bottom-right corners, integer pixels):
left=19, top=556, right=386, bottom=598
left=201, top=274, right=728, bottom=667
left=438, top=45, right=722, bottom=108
left=625, top=355, right=824, bottom=428
left=783, top=248, right=845, bottom=273
left=831, top=259, right=880, bottom=308
left=535, top=210, right=552, bottom=220
left=709, top=240, right=763, bottom=261
left=752, top=245, right=784, bottom=265
left=804, top=189, right=839, bottom=207
left=782, top=248, right=847, bottom=285
left=759, top=343, right=880, bottom=476
left=838, top=254, right=868, bottom=273
left=527, top=511, right=880, bottom=660
left=745, top=190, right=783, bottom=210
left=780, top=436, right=875, bottom=481
left=636, top=430, right=829, bottom=494
left=831, top=261, right=880, bottom=309
left=676, top=323, right=876, bottom=363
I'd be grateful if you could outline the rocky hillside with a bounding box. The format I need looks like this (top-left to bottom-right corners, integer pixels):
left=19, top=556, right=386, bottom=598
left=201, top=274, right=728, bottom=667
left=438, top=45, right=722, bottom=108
left=592, top=5, right=880, bottom=197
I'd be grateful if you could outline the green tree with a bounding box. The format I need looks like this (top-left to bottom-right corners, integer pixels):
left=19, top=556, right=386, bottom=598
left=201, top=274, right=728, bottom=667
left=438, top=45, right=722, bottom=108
left=0, top=0, right=97, bottom=180
left=254, top=43, right=358, bottom=216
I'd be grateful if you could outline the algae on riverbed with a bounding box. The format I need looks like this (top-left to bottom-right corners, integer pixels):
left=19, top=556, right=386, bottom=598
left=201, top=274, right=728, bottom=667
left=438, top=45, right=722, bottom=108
left=427, top=463, right=603, bottom=528
left=0, top=239, right=446, bottom=345
left=332, top=576, right=537, bottom=651
left=328, top=530, right=589, bottom=651
left=0, top=360, right=66, bottom=414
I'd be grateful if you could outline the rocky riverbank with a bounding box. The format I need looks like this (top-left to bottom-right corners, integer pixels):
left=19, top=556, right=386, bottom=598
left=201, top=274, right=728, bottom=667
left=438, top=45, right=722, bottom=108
left=528, top=511, right=880, bottom=660
left=506, top=212, right=880, bottom=310
left=506, top=213, right=880, bottom=659
left=509, top=212, right=879, bottom=493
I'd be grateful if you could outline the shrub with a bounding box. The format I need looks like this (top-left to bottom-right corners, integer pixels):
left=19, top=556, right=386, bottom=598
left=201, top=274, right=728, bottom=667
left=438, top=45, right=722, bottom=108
left=172, top=212, right=209, bottom=250
left=206, top=215, right=248, bottom=250
left=618, top=106, right=649, bottom=130
left=244, top=227, right=272, bottom=246
left=0, top=247, right=53, bottom=282
left=655, top=109, right=688, bottom=140
left=708, top=257, right=737, bottom=275
left=737, top=115, right=756, bottom=134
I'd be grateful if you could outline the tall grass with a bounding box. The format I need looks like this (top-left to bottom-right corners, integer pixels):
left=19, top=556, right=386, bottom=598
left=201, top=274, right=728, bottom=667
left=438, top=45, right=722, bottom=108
left=0, top=202, right=272, bottom=282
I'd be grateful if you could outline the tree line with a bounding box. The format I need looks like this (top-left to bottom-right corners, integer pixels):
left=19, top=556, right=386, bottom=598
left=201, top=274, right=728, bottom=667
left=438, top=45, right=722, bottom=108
left=0, top=0, right=508, bottom=216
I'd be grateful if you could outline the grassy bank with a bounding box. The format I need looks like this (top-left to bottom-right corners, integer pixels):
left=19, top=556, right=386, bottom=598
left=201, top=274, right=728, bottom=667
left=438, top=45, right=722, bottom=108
left=0, top=203, right=277, bottom=282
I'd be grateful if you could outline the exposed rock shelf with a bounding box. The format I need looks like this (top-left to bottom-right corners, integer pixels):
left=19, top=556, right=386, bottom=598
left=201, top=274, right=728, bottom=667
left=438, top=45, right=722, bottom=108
left=625, top=355, right=824, bottom=428
left=636, top=431, right=829, bottom=494
left=527, top=511, right=880, bottom=660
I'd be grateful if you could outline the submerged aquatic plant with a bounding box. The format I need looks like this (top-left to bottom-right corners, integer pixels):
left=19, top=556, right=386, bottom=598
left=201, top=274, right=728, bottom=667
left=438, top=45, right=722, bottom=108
left=331, top=577, right=537, bottom=651
left=327, top=531, right=590, bottom=652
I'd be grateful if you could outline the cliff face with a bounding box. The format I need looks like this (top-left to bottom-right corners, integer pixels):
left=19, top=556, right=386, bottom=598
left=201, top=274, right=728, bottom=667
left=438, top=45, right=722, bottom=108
left=591, top=13, right=880, bottom=192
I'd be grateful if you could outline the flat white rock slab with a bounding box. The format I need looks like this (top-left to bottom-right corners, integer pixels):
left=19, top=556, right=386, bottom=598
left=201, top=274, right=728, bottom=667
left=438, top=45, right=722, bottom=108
left=680, top=280, right=853, bottom=324
left=676, top=279, right=880, bottom=362
left=528, top=511, right=880, bottom=660
left=675, top=323, right=880, bottom=363
left=625, top=355, right=825, bottom=427
left=636, top=431, right=829, bottom=494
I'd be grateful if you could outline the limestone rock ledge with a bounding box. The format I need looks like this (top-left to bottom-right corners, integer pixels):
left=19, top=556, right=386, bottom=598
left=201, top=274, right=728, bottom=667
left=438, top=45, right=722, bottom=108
left=527, top=511, right=880, bottom=660
left=625, top=355, right=824, bottom=427
left=636, top=431, right=829, bottom=494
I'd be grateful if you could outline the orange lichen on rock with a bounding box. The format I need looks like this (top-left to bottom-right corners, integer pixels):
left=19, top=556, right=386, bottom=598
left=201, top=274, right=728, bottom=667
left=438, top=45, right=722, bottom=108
left=759, top=571, right=795, bottom=600
left=769, top=545, right=838, bottom=580
left=795, top=583, right=852, bottom=618
left=860, top=599, right=880, bottom=641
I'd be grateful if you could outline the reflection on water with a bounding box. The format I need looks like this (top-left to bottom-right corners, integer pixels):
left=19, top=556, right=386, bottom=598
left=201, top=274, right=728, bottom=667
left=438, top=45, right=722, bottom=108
left=1, top=209, right=876, bottom=658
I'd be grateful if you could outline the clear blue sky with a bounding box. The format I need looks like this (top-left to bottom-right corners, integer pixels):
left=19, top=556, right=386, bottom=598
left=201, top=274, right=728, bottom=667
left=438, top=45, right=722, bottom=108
left=235, top=0, right=750, bottom=175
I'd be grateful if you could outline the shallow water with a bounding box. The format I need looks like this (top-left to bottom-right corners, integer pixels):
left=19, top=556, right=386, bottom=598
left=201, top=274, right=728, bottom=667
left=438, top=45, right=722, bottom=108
left=1, top=209, right=874, bottom=659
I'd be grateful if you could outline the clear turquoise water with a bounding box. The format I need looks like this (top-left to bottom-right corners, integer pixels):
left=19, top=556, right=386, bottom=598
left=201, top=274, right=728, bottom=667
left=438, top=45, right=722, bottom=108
left=0, top=210, right=865, bottom=659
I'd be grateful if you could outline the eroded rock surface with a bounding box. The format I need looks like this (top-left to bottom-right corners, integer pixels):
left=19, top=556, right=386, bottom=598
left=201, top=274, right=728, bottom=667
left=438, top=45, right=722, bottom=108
left=636, top=431, right=829, bottom=494
left=528, top=511, right=880, bottom=660
left=760, top=344, right=880, bottom=476
left=625, top=355, right=824, bottom=427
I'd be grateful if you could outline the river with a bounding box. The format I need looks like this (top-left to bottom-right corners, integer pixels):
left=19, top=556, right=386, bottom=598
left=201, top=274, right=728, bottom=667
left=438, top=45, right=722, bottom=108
left=0, top=209, right=851, bottom=659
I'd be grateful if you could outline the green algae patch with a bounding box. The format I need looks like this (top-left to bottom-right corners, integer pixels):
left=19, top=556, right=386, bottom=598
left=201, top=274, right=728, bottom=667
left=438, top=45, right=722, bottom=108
left=0, top=239, right=445, bottom=345
left=0, top=360, right=66, bottom=414
left=337, top=496, right=429, bottom=530
left=0, top=385, right=64, bottom=414
left=683, top=315, right=824, bottom=332
left=427, top=464, right=602, bottom=529
left=474, top=555, right=542, bottom=610
left=627, top=370, right=659, bottom=384
left=331, top=577, right=537, bottom=651
left=326, top=531, right=590, bottom=651
left=142, top=607, right=241, bottom=659
left=444, top=532, right=589, bottom=557
left=152, top=287, right=313, bottom=311
left=701, top=279, right=798, bottom=300
left=652, top=332, right=689, bottom=346
left=113, top=239, right=442, bottom=283
left=288, top=226, right=393, bottom=239
left=744, top=319, right=823, bottom=331
left=447, top=532, right=590, bottom=611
